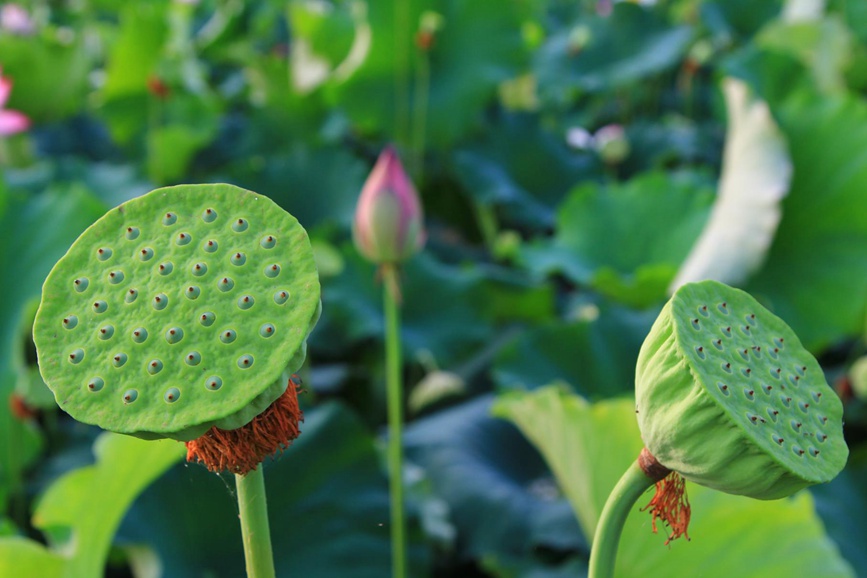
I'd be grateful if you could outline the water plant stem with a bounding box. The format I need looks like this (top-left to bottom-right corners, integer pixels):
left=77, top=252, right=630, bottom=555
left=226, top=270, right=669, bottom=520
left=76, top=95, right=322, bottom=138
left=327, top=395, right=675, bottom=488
left=382, top=264, right=407, bottom=578
left=236, top=467, right=277, bottom=578
left=588, top=458, right=658, bottom=578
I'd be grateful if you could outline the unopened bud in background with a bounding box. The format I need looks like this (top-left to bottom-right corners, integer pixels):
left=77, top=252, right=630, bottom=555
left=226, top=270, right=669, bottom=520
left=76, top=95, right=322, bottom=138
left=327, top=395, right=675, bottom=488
left=353, top=147, right=426, bottom=264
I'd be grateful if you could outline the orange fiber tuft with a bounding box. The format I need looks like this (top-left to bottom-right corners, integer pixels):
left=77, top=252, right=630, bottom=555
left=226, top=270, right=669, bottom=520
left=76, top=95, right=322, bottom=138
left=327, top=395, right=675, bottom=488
left=641, top=471, right=691, bottom=545
left=185, top=378, right=304, bottom=475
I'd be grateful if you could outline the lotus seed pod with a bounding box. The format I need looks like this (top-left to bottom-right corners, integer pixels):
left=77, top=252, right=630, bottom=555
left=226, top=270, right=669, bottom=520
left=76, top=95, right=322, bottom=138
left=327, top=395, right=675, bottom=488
left=33, top=183, right=321, bottom=442
left=635, top=280, right=847, bottom=500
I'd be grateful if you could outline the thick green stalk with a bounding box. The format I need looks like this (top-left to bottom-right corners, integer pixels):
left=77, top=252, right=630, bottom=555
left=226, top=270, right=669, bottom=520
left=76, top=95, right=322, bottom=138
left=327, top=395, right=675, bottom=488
left=382, top=264, right=407, bottom=578
left=588, top=459, right=657, bottom=578
left=236, top=467, right=276, bottom=578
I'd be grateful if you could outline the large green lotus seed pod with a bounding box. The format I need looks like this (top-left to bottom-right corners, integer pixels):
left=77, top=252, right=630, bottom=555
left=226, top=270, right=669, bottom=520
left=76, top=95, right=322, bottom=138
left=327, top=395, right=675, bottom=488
left=636, top=280, right=847, bottom=500
left=33, top=184, right=321, bottom=442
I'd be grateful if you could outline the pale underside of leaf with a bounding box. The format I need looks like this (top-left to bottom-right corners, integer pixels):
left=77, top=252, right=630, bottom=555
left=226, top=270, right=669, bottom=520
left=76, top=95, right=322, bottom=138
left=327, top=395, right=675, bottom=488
left=670, top=77, right=792, bottom=292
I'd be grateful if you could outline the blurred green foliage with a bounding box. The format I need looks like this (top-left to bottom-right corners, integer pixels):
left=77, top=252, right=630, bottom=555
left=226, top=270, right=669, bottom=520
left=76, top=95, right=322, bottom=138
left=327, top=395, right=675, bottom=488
left=2, top=0, right=867, bottom=576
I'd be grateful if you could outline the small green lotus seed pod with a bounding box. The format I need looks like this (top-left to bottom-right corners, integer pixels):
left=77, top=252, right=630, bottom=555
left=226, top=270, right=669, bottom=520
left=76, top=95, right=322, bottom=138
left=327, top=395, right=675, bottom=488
left=33, top=183, right=321, bottom=448
left=635, top=280, right=848, bottom=500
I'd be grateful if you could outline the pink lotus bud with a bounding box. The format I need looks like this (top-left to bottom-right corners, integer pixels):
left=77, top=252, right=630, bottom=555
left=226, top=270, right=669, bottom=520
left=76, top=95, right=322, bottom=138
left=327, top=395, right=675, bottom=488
left=0, top=68, right=30, bottom=136
left=353, top=147, right=425, bottom=264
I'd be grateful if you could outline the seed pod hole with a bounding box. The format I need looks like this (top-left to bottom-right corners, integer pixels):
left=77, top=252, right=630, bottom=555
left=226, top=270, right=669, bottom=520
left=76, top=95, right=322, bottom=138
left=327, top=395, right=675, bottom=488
left=260, top=235, right=276, bottom=249
left=742, top=367, right=752, bottom=377
left=158, top=262, right=173, bottom=276
left=773, top=434, right=784, bottom=445
left=817, top=432, right=828, bottom=443
left=790, top=375, right=801, bottom=386
left=237, top=295, right=254, bottom=310
left=220, top=329, right=237, bottom=344
left=790, top=420, right=802, bottom=432
left=217, top=277, right=234, bottom=292
left=698, top=305, right=709, bottom=317
left=769, top=347, right=779, bottom=359
left=259, top=323, right=275, bottom=338
left=744, top=388, right=755, bottom=401
left=108, top=270, right=124, bottom=284
left=87, top=377, right=104, bottom=392
left=125, top=289, right=138, bottom=303
left=771, top=368, right=782, bottom=379
left=152, top=293, right=168, bottom=310
left=98, top=325, right=114, bottom=340
left=62, top=315, right=78, bottom=330
left=718, top=382, right=730, bottom=395
left=164, top=388, right=181, bottom=403
left=809, top=447, right=820, bottom=458
left=140, top=248, right=154, bottom=261
left=147, top=359, right=164, bottom=375
left=122, top=389, right=138, bottom=403
left=718, top=302, right=728, bottom=314
left=798, top=401, right=810, bottom=413
left=165, top=327, right=184, bottom=344
left=97, top=247, right=112, bottom=261
left=762, top=384, right=773, bottom=395
left=132, top=328, right=148, bottom=343
left=192, top=262, right=208, bottom=276
left=230, top=252, right=246, bottom=266
left=112, top=353, right=127, bottom=367
left=73, top=277, right=89, bottom=292
left=812, top=392, right=823, bottom=403
left=774, top=337, right=785, bottom=349
left=176, top=232, right=192, bottom=246
left=125, top=226, right=140, bottom=240
left=92, top=300, right=108, bottom=314
left=713, top=339, right=723, bottom=350
left=741, top=325, right=751, bottom=335
left=722, top=326, right=732, bottom=338
left=722, top=362, right=731, bottom=373
left=780, top=395, right=792, bottom=407
left=163, top=212, right=177, bottom=226
left=185, top=351, right=201, bottom=366
left=185, top=286, right=201, bottom=299
left=691, top=318, right=701, bottom=330
left=202, top=208, right=217, bottom=223
left=69, top=348, right=84, bottom=364
left=767, top=407, right=779, bottom=421
left=199, top=312, right=216, bottom=327
left=203, top=240, right=218, bottom=253
left=274, top=290, right=289, bottom=305
left=232, top=218, right=249, bottom=232
left=793, top=446, right=805, bottom=457
left=205, top=376, right=222, bottom=391
left=264, top=264, right=281, bottom=278
left=695, top=346, right=705, bottom=360
left=739, top=349, right=750, bottom=361
left=237, top=354, right=254, bottom=369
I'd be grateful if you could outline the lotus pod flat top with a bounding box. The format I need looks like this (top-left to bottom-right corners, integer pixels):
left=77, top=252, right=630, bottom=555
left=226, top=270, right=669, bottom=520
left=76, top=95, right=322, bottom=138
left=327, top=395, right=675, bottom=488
left=33, top=184, right=320, bottom=440
left=636, top=280, right=847, bottom=498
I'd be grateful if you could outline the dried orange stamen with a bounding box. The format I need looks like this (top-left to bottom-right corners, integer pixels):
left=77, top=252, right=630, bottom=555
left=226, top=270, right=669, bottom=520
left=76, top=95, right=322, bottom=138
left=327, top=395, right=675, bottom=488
left=641, top=471, right=691, bottom=545
left=185, top=378, right=303, bottom=475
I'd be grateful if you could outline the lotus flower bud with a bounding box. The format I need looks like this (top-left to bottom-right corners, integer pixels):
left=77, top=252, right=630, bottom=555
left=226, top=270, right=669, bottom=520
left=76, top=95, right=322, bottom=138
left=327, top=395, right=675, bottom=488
left=353, top=147, right=425, bottom=264
left=635, top=280, right=848, bottom=500
left=593, top=124, right=629, bottom=165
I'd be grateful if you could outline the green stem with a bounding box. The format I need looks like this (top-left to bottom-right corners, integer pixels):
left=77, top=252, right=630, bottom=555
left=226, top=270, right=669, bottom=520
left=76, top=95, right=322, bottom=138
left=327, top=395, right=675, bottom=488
left=393, top=0, right=411, bottom=151
left=588, top=456, right=660, bottom=578
left=236, top=467, right=276, bottom=578
left=382, top=264, right=407, bottom=578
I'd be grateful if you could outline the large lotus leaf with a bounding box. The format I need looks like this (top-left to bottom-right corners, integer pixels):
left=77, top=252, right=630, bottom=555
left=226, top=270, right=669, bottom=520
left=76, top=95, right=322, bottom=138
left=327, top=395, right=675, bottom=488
left=404, top=395, right=585, bottom=574
left=28, top=432, right=184, bottom=578
left=535, top=3, right=692, bottom=103
left=118, top=402, right=428, bottom=577
left=492, top=305, right=654, bottom=398
left=745, top=94, right=867, bottom=351
left=699, top=0, right=783, bottom=41
left=757, top=14, right=853, bottom=95
left=810, top=448, right=867, bottom=577
left=494, top=388, right=854, bottom=578
left=0, top=537, right=64, bottom=578
left=671, top=77, right=792, bottom=290
left=225, top=144, right=368, bottom=232
left=326, top=0, right=532, bottom=148
left=0, top=32, right=90, bottom=122
left=520, top=171, right=712, bottom=307
left=453, top=114, right=596, bottom=231
left=313, top=249, right=553, bottom=365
